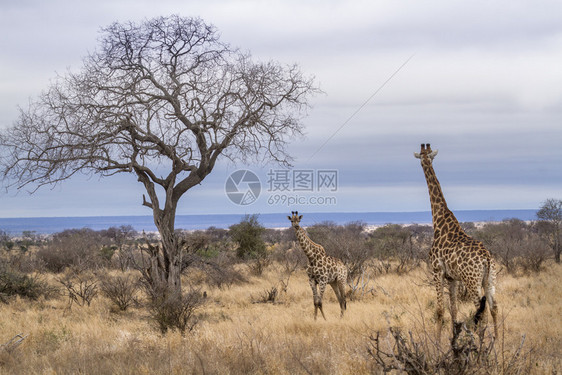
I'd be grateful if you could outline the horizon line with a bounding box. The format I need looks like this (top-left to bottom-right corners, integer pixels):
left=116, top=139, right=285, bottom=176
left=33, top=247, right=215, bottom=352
left=0, top=208, right=538, bottom=220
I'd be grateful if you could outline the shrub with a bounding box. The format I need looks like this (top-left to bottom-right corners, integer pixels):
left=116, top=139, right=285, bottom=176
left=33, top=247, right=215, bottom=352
left=474, top=219, right=550, bottom=274
left=57, top=270, right=98, bottom=307
left=202, top=256, right=247, bottom=289
left=204, top=226, right=230, bottom=242
left=515, top=235, right=549, bottom=273
left=367, top=224, right=427, bottom=275
left=229, top=214, right=267, bottom=259
left=179, top=230, right=220, bottom=268
left=0, top=230, right=10, bottom=249
left=148, top=289, right=206, bottom=334
left=99, top=225, right=137, bottom=248
left=368, top=325, right=533, bottom=375
left=0, top=265, right=52, bottom=302
left=347, top=270, right=376, bottom=301
left=99, top=273, right=139, bottom=311
left=99, top=246, right=117, bottom=263
left=536, top=198, right=562, bottom=263
left=37, top=229, right=110, bottom=272
left=263, top=228, right=293, bottom=245
left=475, top=219, right=528, bottom=273
left=253, top=286, right=278, bottom=304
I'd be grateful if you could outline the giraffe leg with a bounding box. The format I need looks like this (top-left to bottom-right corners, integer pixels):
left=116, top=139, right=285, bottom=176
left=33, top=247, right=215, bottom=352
left=434, top=273, right=445, bottom=340
left=484, top=263, right=499, bottom=338
left=448, top=279, right=458, bottom=335
left=490, top=298, right=498, bottom=338
left=308, top=278, right=320, bottom=320
left=317, top=282, right=327, bottom=320
left=330, top=280, right=346, bottom=318
left=338, top=279, right=347, bottom=317
left=466, top=281, right=487, bottom=339
left=329, top=281, right=340, bottom=306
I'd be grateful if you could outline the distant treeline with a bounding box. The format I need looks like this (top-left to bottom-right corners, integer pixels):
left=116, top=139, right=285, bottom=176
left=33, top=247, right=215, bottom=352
left=0, top=217, right=557, bottom=279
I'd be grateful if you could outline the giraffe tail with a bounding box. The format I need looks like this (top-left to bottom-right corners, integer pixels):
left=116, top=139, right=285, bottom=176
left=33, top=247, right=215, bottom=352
left=475, top=259, right=496, bottom=326
left=474, top=296, right=486, bottom=326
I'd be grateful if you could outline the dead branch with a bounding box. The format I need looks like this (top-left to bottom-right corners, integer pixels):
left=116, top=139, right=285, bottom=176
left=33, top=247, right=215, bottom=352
left=1, top=333, right=28, bottom=354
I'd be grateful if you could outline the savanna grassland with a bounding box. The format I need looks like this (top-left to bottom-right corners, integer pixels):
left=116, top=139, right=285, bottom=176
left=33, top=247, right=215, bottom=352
left=1, top=221, right=561, bottom=374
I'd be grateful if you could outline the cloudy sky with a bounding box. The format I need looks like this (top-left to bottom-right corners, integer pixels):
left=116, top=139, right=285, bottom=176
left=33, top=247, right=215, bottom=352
left=1, top=0, right=561, bottom=218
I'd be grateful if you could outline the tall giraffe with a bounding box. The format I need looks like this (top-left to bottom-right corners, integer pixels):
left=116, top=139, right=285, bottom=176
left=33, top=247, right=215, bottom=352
left=288, top=211, right=347, bottom=320
left=414, top=144, right=498, bottom=338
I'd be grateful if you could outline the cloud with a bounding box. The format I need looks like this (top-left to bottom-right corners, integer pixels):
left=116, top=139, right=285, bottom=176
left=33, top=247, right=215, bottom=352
left=0, top=0, right=561, bottom=217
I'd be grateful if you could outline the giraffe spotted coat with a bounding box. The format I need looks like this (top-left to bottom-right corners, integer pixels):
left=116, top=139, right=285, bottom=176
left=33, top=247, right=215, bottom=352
left=288, top=211, right=347, bottom=320
left=415, top=144, right=498, bottom=338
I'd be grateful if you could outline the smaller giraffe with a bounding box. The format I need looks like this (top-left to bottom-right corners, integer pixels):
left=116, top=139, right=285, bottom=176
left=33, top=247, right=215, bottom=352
left=288, top=211, right=348, bottom=320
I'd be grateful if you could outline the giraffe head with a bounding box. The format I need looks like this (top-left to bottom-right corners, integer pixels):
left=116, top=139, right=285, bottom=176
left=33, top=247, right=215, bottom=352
left=288, top=211, right=303, bottom=229
left=414, top=143, right=438, bottom=164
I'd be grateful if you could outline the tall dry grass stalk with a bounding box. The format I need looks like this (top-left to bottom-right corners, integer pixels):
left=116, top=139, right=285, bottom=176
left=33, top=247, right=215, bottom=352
left=1, top=262, right=560, bottom=374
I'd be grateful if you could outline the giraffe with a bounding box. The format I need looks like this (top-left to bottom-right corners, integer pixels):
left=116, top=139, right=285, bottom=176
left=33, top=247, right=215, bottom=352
left=288, top=211, right=348, bottom=320
left=414, top=143, right=498, bottom=339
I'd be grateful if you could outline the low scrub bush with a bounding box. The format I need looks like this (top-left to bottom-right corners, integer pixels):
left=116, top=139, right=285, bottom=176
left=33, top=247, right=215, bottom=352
left=368, top=224, right=427, bottom=275
left=367, top=301, right=536, bottom=375
left=204, top=263, right=247, bottom=289
left=99, top=273, right=139, bottom=311
left=252, top=286, right=279, bottom=304
left=474, top=219, right=551, bottom=274
left=0, top=265, right=52, bottom=302
left=57, top=270, right=98, bottom=307
left=197, top=252, right=247, bottom=289
left=148, top=289, right=206, bottom=334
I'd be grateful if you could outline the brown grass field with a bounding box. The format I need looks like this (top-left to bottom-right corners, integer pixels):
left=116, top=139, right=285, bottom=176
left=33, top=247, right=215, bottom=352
left=1, top=261, right=560, bottom=374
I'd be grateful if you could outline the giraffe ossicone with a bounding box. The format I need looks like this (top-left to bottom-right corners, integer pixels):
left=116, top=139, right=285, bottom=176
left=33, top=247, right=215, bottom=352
left=415, top=143, right=498, bottom=339
left=288, top=211, right=348, bottom=320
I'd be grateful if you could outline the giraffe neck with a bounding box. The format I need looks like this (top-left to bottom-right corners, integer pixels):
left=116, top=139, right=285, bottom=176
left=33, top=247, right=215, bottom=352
left=421, top=157, right=461, bottom=232
left=294, top=226, right=326, bottom=262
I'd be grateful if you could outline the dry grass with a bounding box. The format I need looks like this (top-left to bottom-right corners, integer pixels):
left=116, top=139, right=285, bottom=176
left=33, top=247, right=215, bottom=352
left=1, top=262, right=560, bottom=374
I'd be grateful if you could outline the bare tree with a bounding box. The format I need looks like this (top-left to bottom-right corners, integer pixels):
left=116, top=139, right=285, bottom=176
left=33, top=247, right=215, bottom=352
left=536, top=198, right=562, bottom=263
left=0, top=15, right=317, bottom=297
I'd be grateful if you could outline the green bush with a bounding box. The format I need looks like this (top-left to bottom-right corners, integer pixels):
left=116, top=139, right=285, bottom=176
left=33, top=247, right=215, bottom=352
left=0, top=266, right=51, bottom=302
left=229, top=214, right=267, bottom=259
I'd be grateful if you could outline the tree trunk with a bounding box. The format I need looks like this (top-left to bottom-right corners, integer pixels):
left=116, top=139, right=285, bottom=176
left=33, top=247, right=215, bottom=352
left=156, top=212, right=182, bottom=293
left=143, top=201, right=183, bottom=300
